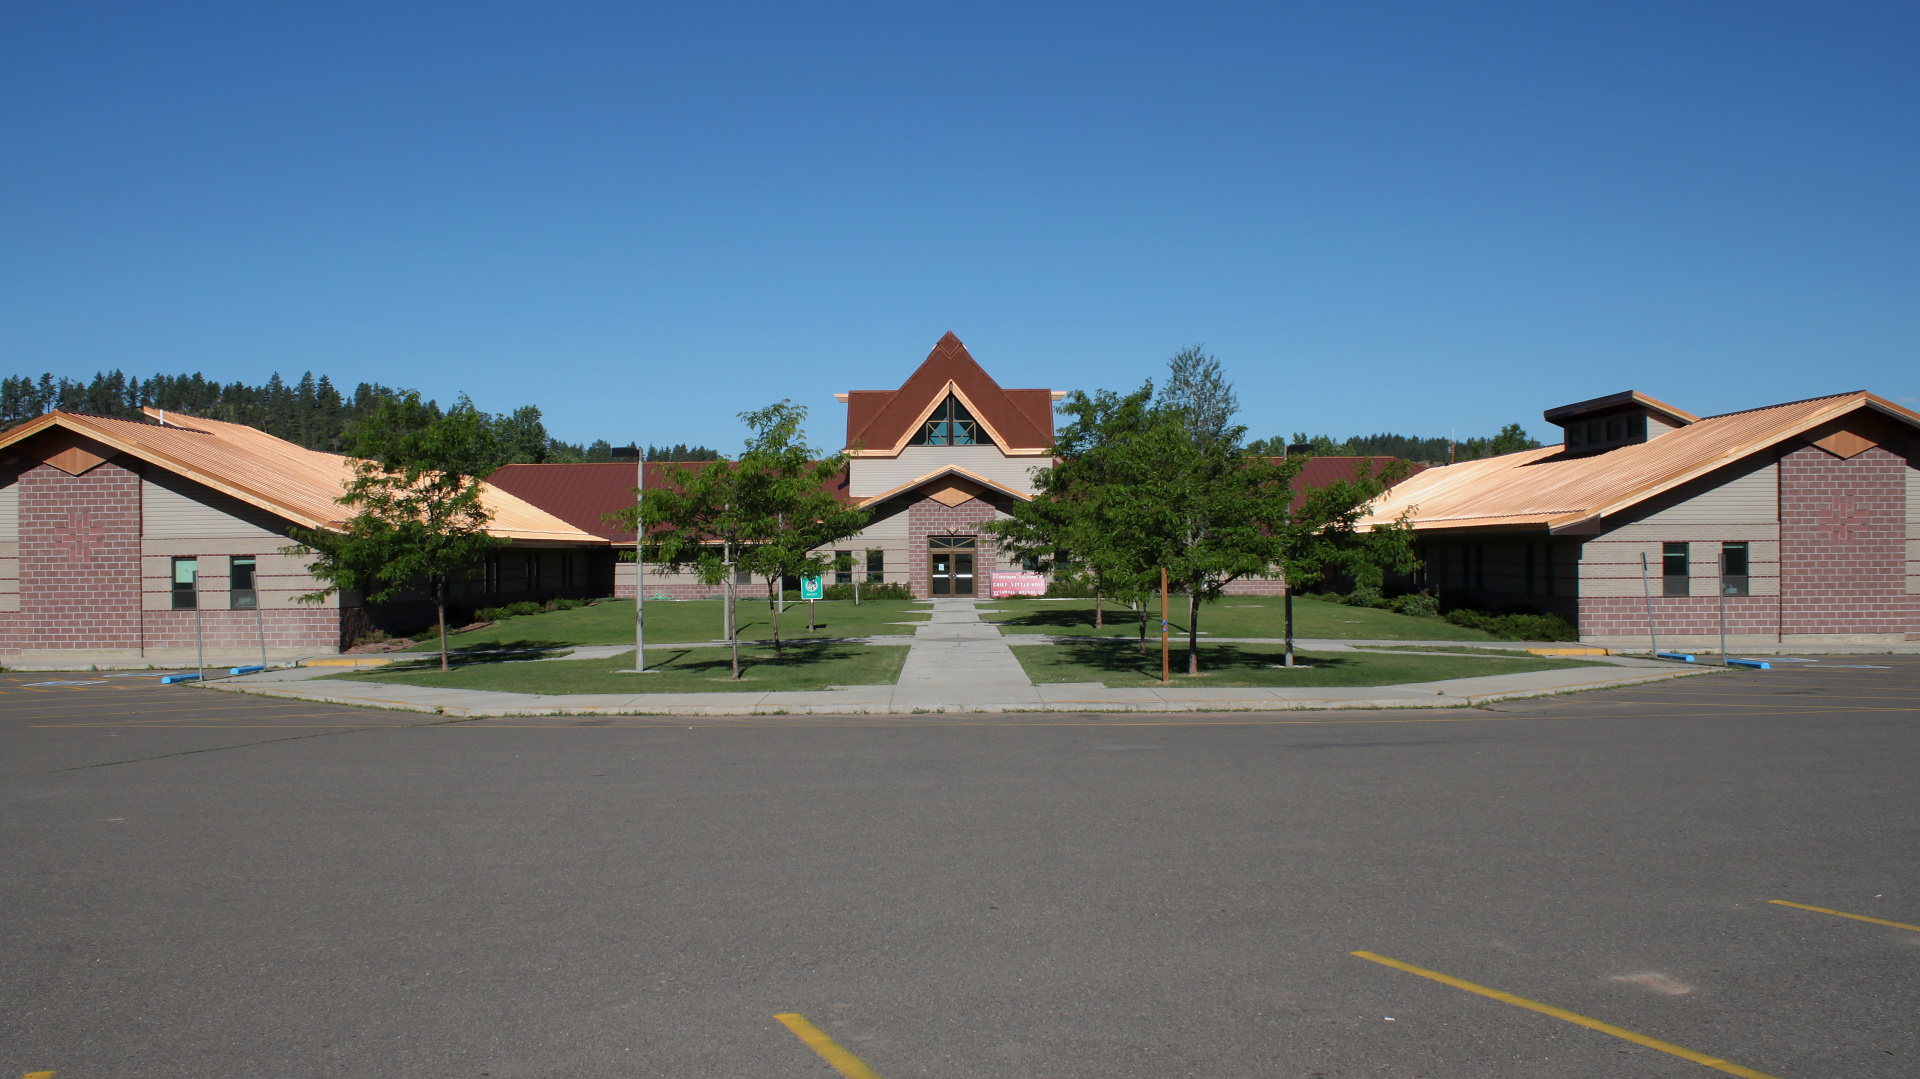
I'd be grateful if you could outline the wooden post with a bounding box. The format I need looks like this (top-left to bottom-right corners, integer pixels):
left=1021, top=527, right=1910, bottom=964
left=1160, top=566, right=1170, bottom=685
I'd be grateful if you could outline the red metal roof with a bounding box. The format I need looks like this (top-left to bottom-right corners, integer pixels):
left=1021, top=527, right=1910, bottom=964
left=845, top=333, right=1055, bottom=454
left=1280, top=456, right=1427, bottom=511
left=489, top=460, right=854, bottom=544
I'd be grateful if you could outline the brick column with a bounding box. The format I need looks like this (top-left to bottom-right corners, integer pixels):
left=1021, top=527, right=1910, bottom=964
left=18, top=460, right=142, bottom=652
left=1779, top=443, right=1908, bottom=637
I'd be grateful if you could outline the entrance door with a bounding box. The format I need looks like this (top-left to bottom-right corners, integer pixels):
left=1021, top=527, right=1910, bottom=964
left=928, top=536, right=976, bottom=596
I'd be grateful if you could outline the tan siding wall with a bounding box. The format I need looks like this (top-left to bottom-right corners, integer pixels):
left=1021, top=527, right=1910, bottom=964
left=807, top=503, right=915, bottom=586
left=849, top=446, right=1044, bottom=498
left=1579, top=531, right=1780, bottom=599
left=140, top=549, right=333, bottom=613
left=142, top=473, right=286, bottom=539
left=1603, top=460, right=1778, bottom=531
left=1647, top=415, right=1680, bottom=437
left=0, top=482, right=16, bottom=542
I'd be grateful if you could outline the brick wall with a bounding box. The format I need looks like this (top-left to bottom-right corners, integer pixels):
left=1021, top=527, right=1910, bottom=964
left=143, top=607, right=348, bottom=651
left=1578, top=594, right=1779, bottom=641
left=1779, top=442, right=1912, bottom=637
left=907, top=495, right=1001, bottom=597
left=4, top=460, right=142, bottom=654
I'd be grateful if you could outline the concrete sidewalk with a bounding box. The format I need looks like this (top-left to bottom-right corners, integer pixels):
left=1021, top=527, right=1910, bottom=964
left=200, top=597, right=1717, bottom=715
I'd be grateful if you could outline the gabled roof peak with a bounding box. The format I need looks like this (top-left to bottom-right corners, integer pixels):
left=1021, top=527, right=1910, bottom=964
left=841, top=333, right=1056, bottom=455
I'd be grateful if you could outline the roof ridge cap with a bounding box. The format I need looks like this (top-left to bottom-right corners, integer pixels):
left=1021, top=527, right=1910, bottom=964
left=1699, top=390, right=1866, bottom=421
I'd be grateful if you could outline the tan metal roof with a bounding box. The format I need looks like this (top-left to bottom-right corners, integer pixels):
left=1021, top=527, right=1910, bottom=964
left=0, top=409, right=604, bottom=545
left=1361, top=391, right=1920, bottom=535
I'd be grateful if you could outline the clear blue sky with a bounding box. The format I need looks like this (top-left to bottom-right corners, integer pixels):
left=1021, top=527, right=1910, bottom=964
left=3, top=3, right=1915, bottom=451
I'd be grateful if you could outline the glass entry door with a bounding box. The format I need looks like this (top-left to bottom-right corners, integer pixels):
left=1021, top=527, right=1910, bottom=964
left=928, top=536, right=976, bottom=596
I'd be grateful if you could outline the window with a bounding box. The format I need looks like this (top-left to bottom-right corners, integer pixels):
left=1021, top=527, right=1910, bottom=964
left=230, top=555, right=257, bottom=609
left=834, top=550, right=853, bottom=585
left=524, top=554, right=539, bottom=592
left=560, top=553, right=575, bottom=588
left=1022, top=555, right=1041, bottom=572
left=735, top=563, right=753, bottom=585
left=1721, top=541, right=1750, bottom=597
left=1586, top=422, right=1602, bottom=445
left=1628, top=414, right=1647, bottom=439
left=1474, top=544, right=1485, bottom=590
left=1544, top=544, right=1556, bottom=596
left=1524, top=545, right=1536, bottom=595
left=171, top=556, right=198, bottom=610
left=1662, top=542, right=1690, bottom=597
left=1566, top=426, right=1584, bottom=447
left=909, top=395, right=980, bottom=446
left=480, top=555, right=500, bottom=594
left=1605, top=417, right=1625, bottom=440
left=865, top=549, right=884, bottom=584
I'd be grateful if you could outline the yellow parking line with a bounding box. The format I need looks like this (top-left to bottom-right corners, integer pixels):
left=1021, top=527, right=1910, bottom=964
left=1351, top=951, right=1781, bottom=1079
left=25, top=1070, right=58, bottom=1078
left=775, top=1012, right=885, bottom=1079
left=1770, top=899, right=1920, bottom=933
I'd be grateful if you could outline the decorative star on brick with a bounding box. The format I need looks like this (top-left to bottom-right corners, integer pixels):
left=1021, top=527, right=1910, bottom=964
left=1815, top=495, right=1865, bottom=544
left=53, top=510, right=106, bottom=565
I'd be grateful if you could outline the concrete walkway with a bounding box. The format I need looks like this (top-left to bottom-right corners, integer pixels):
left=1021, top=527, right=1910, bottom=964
left=198, top=599, right=1718, bottom=716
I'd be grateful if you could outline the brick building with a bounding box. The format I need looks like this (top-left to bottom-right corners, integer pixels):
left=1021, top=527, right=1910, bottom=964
left=495, top=332, right=1426, bottom=601
left=1362, top=390, right=1920, bottom=647
left=0, top=408, right=609, bottom=666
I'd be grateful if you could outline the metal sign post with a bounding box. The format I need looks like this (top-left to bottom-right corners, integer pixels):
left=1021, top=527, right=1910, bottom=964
left=253, top=562, right=267, bottom=669
left=1718, top=549, right=1729, bottom=666
left=1640, top=553, right=1658, bottom=657
left=801, top=574, right=823, bottom=632
left=193, top=561, right=205, bottom=684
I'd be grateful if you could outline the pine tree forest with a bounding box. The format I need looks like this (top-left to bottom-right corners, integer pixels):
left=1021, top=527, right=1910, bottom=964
left=0, top=369, right=721, bottom=466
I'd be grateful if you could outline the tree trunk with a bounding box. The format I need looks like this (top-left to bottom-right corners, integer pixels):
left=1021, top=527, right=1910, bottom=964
left=1187, top=588, right=1201, bottom=675
left=1138, top=603, right=1148, bottom=654
left=437, top=580, right=449, bottom=672
left=767, top=575, right=782, bottom=657
left=1094, top=585, right=1103, bottom=629
left=726, top=568, right=740, bottom=680
left=1284, top=587, right=1295, bottom=667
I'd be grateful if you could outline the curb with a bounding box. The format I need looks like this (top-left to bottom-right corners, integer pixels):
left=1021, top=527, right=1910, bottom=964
left=199, top=666, right=1713, bottom=717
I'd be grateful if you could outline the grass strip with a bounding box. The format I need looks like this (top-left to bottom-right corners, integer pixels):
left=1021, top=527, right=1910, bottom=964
left=330, top=641, right=910, bottom=694
left=1014, top=639, right=1604, bottom=688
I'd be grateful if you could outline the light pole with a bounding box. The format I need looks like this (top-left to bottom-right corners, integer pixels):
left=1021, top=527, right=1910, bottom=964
left=618, top=446, right=653, bottom=674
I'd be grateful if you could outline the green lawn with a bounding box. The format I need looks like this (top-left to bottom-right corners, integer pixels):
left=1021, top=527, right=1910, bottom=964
left=403, top=598, right=930, bottom=652
left=983, top=596, right=1499, bottom=641
left=1012, top=639, right=1603, bottom=688
left=333, top=641, right=909, bottom=694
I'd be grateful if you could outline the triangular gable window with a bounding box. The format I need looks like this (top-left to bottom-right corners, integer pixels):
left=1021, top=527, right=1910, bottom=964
left=910, top=395, right=980, bottom=446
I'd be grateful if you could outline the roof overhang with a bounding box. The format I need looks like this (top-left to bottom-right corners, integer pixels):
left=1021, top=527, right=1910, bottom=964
left=847, top=380, right=1051, bottom=457
left=855, top=463, right=1033, bottom=508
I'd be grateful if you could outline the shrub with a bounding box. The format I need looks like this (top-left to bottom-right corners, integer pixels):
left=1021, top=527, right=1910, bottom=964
left=1044, top=576, right=1097, bottom=598
left=1443, top=608, right=1577, bottom=642
left=819, top=582, right=915, bottom=601
left=1347, top=584, right=1386, bottom=608
left=1388, top=592, right=1440, bottom=619
left=353, top=628, right=391, bottom=647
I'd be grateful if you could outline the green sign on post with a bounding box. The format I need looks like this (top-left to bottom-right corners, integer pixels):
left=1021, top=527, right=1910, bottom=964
left=800, top=575, right=824, bottom=600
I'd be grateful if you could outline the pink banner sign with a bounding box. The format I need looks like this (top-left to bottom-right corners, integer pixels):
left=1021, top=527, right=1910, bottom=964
left=990, top=571, right=1047, bottom=597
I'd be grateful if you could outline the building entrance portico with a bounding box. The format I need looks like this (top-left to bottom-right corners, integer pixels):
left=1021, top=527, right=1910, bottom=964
left=928, top=535, right=976, bottom=595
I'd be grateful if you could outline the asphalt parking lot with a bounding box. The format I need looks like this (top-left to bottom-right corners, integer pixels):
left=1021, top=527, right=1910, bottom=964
left=3, top=657, right=1917, bottom=1078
